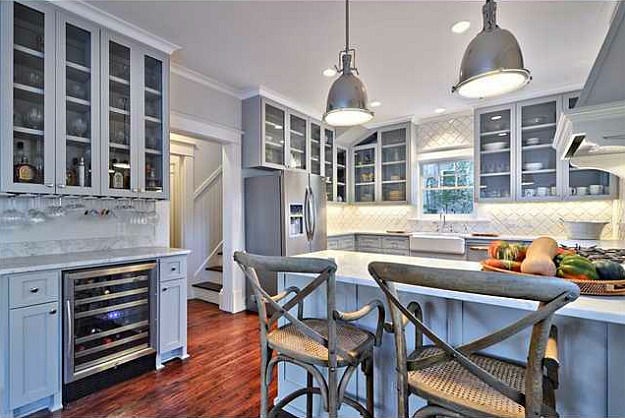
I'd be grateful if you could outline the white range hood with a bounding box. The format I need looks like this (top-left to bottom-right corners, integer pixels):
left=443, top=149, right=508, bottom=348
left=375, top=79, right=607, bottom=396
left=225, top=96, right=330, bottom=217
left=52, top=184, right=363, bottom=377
left=554, top=1, right=625, bottom=178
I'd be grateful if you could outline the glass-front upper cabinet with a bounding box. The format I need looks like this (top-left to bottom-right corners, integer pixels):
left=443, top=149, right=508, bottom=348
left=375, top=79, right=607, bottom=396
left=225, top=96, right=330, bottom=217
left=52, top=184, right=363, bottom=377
left=56, top=15, right=100, bottom=195
left=353, top=133, right=377, bottom=203
left=561, top=93, right=616, bottom=200
left=476, top=106, right=514, bottom=201
left=324, top=127, right=335, bottom=201
left=1, top=1, right=56, bottom=193
left=264, top=103, right=286, bottom=167
left=141, top=52, right=169, bottom=198
left=102, top=37, right=134, bottom=196
left=381, top=127, right=407, bottom=202
left=336, top=147, right=347, bottom=203
left=310, top=122, right=322, bottom=175
left=288, top=113, right=307, bottom=171
left=517, top=97, right=560, bottom=201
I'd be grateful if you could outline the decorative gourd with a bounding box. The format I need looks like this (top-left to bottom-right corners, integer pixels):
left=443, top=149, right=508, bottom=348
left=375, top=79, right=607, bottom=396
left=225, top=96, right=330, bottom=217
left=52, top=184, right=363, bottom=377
left=488, top=241, right=527, bottom=261
left=520, top=237, right=558, bottom=276
left=554, top=248, right=577, bottom=267
left=593, top=260, right=625, bottom=280
left=556, top=255, right=599, bottom=281
left=483, top=258, right=522, bottom=272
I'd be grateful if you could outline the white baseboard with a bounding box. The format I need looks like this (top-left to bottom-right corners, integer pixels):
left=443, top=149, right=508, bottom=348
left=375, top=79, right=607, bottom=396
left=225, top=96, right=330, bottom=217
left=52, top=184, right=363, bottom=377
left=219, top=288, right=246, bottom=313
left=194, top=288, right=220, bottom=305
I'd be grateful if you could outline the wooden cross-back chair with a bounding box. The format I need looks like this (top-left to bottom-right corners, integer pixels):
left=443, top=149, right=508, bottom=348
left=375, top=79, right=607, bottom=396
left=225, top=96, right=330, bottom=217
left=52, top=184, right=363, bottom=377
left=234, top=252, right=385, bottom=418
left=368, top=262, right=580, bottom=418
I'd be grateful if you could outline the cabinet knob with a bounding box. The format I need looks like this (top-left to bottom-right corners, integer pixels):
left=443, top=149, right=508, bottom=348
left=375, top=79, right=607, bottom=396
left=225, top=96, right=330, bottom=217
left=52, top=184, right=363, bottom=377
left=57, top=184, right=66, bottom=189
left=49, top=309, right=57, bottom=315
left=170, top=266, right=177, bottom=272
left=45, top=183, right=55, bottom=188
left=30, top=287, right=39, bottom=293
left=132, top=188, right=139, bottom=193
left=162, top=287, right=168, bottom=292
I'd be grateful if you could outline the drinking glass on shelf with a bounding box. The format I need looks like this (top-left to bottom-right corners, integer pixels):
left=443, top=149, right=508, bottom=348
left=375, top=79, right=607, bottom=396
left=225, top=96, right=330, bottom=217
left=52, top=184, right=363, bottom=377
left=26, top=195, right=46, bottom=225
left=147, top=200, right=159, bottom=225
left=0, top=196, right=28, bottom=230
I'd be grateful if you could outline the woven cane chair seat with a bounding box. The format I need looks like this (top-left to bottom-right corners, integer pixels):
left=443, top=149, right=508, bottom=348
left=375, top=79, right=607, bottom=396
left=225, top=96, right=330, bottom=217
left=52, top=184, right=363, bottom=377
left=267, top=318, right=375, bottom=366
left=408, top=346, right=530, bottom=418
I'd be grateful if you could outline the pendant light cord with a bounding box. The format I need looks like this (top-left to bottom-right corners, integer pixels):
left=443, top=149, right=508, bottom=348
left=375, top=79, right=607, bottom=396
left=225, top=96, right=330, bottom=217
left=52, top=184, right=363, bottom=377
left=345, top=0, right=350, bottom=52
left=483, top=0, right=497, bottom=32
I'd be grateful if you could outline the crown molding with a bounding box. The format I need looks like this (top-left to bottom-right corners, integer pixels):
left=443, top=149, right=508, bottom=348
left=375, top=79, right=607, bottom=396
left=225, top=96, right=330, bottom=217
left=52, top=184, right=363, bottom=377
left=170, top=111, right=242, bottom=145
left=363, top=115, right=415, bottom=130
left=240, top=85, right=323, bottom=120
left=51, top=0, right=180, bottom=54
left=171, top=63, right=241, bottom=99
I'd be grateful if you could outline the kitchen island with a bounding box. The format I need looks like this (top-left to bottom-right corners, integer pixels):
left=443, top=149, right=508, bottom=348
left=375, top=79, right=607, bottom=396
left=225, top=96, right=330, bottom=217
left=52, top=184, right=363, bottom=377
left=277, top=250, right=625, bottom=418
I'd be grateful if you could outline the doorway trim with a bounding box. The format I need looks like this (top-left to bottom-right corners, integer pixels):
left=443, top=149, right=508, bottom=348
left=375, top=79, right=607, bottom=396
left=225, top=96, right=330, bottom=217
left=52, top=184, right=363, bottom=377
left=170, top=111, right=246, bottom=313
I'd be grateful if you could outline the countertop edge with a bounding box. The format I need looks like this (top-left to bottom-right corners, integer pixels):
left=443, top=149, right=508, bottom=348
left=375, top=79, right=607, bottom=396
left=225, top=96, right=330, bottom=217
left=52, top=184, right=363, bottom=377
left=0, top=247, right=191, bottom=276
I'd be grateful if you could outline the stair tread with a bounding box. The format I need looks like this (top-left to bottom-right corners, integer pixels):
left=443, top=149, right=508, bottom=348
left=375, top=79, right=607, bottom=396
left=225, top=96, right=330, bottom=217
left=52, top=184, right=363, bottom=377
left=192, top=281, right=223, bottom=292
left=206, top=265, right=223, bottom=273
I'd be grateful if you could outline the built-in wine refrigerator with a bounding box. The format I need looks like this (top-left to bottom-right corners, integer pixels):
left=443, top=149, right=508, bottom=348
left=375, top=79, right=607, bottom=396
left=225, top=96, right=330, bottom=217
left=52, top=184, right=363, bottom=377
left=63, top=262, right=157, bottom=402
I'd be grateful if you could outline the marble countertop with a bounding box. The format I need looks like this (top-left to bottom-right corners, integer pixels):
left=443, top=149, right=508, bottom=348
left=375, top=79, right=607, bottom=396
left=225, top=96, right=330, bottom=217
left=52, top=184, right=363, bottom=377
left=299, top=250, right=625, bottom=325
left=327, top=231, right=625, bottom=249
left=0, top=247, right=191, bottom=276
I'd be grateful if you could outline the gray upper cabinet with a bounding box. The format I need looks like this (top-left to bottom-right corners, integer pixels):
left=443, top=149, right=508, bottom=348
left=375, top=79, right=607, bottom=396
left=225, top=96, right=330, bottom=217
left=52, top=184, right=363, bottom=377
left=56, top=13, right=101, bottom=196
left=0, top=1, right=170, bottom=199
left=336, top=146, right=347, bottom=203
left=475, top=92, right=617, bottom=202
left=324, top=127, right=335, bottom=201
left=1, top=1, right=57, bottom=194
left=352, top=123, right=410, bottom=204
left=242, top=95, right=335, bottom=176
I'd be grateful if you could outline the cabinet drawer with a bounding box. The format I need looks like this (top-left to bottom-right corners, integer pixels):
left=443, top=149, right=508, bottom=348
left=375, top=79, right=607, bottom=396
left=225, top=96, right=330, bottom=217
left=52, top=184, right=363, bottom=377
left=384, top=248, right=411, bottom=256
left=338, top=237, right=355, bottom=250
left=327, top=239, right=340, bottom=250
left=160, top=256, right=187, bottom=282
left=382, top=237, right=409, bottom=250
left=357, top=235, right=382, bottom=249
left=9, top=271, right=59, bottom=309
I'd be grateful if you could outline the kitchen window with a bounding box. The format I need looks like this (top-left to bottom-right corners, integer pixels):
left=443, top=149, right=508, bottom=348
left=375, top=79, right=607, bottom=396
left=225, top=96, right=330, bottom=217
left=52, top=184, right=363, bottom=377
left=420, top=158, right=474, bottom=215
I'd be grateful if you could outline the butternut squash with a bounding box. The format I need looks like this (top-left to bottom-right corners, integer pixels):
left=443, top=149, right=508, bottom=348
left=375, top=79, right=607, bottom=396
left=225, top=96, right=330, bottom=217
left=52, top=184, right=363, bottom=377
left=520, top=237, right=558, bottom=276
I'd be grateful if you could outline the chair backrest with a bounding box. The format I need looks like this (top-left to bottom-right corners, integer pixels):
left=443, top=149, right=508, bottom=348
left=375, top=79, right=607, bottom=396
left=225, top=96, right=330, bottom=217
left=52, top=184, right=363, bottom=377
left=368, top=262, right=579, bottom=418
left=234, top=252, right=358, bottom=365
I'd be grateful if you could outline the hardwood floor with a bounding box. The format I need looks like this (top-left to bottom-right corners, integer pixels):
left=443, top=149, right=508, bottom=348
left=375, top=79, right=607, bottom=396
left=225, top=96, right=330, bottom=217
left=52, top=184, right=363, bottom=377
left=36, top=300, right=277, bottom=417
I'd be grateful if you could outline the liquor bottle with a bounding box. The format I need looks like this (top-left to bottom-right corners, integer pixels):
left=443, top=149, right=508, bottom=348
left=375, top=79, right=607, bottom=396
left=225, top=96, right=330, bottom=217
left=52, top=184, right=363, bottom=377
left=78, top=157, right=86, bottom=187
left=14, top=142, right=36, bottom=183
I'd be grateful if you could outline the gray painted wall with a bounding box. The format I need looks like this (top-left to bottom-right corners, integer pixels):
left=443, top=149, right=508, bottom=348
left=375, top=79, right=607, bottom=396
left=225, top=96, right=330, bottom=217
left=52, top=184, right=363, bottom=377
left=170, top=73, right=242, bottom=130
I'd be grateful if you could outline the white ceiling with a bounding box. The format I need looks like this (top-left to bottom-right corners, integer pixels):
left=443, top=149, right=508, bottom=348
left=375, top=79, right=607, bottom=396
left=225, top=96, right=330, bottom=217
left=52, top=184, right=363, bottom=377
left=87, top=0, right=617, bottom=123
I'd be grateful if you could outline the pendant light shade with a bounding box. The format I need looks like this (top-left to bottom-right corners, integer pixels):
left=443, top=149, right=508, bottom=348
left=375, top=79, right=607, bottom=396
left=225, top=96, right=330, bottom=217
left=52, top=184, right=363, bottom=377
left=323, top=0, right=373, bottom=127
left=452, top=0, right=531, bottom=98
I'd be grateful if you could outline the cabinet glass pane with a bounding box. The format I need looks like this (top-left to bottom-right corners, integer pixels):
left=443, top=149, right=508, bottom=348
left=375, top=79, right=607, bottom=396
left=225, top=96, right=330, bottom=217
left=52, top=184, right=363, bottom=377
left=520, top=101, right=557, bottom=198
left=145, top=55, right=164, bottom=192
left=64, top=24, right=93, bottom=188
left=324, top=128, right=334, bottom=201
left=310, top=123, right=321, bottom=175
left=354, top=144, right=375, bottom=202
left=336, top=149, right=346, bottom=203
left=264, top=104, right=285, bottom=165
left=479, top=109, right=512, bottom=199
left=108, top=42, right=131, bottom=190
left=381, top=128, right=406, bottom=201
left=12, top=3, right=46, bottom=184
left=289, top=114, right=307, bottom=170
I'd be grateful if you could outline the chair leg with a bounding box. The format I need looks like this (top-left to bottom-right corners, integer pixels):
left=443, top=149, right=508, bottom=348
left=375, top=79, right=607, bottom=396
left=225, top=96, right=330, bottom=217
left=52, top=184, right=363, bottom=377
left=412, top=405, right=462, bottom=418
left=306, top=372, right=313, bottom=418
left=365, top=356, right=374, bottom=417
left=260, top=347, right=271, bottom=418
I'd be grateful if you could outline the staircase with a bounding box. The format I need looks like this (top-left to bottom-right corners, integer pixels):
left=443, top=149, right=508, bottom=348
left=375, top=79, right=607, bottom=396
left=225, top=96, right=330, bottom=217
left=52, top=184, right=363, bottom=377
left=192, top=250, right=223, bottom=305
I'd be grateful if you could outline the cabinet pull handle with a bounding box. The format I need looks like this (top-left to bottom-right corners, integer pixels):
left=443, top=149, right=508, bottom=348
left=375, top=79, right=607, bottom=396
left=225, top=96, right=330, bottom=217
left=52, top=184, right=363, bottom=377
left=132, top=188, right=139, bottom=193
left=57, top=184, right=66, bottom=189
left=49, top=309, right=57, bottom=315
left=45, top=183, right=55, bottom=188
left=30, top=287, right=39, bottom=293
left=469, top=246, right=490, bottom=251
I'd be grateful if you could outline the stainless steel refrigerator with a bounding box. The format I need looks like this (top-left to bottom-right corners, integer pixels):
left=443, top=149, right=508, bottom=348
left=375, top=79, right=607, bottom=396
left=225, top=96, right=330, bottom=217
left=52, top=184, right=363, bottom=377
left=244, top=170, right=327, bottom=310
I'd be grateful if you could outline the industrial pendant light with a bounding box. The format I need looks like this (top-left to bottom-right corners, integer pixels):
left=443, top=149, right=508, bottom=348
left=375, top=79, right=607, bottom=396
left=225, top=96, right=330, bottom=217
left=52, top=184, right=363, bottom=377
left=452, top=0, right=531, bottom=99
left=323, top=0, right=373, bottom=127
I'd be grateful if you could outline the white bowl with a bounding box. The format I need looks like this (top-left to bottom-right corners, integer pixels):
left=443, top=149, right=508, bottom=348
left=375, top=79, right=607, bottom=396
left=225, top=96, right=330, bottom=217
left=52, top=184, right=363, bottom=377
left=562, top=220, right=608, bottom=240
left=523, top=162, right=544, bottom=171
left=482, top=142, right=507, bottom=151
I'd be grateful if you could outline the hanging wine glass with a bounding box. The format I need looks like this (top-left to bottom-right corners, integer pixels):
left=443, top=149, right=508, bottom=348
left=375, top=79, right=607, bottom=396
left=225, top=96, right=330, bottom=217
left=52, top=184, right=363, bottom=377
left=0, top=196, right=28, bottom=230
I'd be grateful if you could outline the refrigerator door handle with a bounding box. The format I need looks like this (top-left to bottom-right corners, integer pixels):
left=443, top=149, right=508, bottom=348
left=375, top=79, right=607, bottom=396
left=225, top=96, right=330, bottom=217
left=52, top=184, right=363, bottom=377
left=308, top=187, right=316, bottom=240
left=304, top=186, right=314, bottom=241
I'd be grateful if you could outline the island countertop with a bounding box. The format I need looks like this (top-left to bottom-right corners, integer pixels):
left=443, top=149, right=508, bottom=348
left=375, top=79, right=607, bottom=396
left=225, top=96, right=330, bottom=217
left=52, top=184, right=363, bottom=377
left=299, top=250, right=625, bottom=325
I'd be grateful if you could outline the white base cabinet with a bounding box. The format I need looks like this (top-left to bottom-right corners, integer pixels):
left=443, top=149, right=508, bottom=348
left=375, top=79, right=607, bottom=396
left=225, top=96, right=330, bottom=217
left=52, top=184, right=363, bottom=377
left=157, top=256, right=189, bottom=367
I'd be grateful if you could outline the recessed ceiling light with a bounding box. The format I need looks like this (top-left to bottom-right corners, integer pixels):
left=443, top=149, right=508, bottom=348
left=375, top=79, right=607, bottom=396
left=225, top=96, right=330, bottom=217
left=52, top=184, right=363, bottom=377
left=323, top=68, right=337, bottom=77
left=491, top=115, right=502, bottom=120
left=451, top=20, right=471, bottom=34
left=370, top=101, right=381, bottom=108
left=435, top=108, right=446, bottom=114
